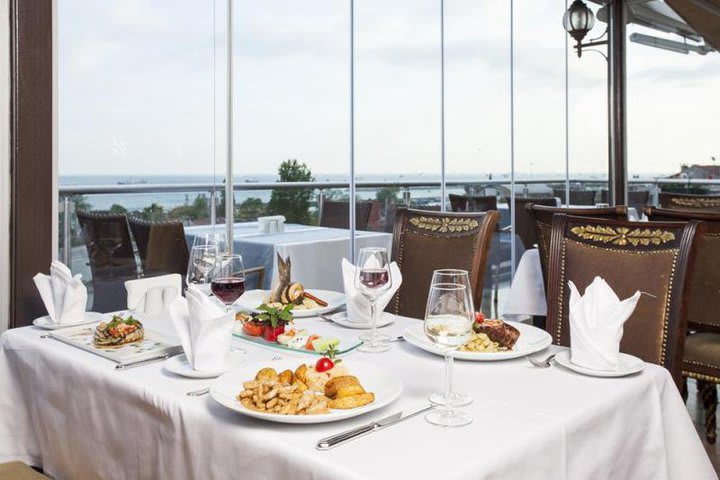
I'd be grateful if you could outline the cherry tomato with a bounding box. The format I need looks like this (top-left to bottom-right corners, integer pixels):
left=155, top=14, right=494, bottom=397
left=475, top=312, right=485, bottom=323
left=242, top=321, right=264, bottom=337
left=315, top=357, right=335, bottom=373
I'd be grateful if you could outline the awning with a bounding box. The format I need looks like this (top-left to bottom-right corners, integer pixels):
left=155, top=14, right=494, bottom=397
left=665, top=0, right=720, bottom=51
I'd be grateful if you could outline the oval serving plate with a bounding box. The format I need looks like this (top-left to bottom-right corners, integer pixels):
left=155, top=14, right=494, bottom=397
left=236, top=289, right=345, bottom=318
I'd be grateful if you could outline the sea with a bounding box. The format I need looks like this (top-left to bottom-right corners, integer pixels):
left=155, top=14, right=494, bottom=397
left=59, top=172, right=661, bottom=212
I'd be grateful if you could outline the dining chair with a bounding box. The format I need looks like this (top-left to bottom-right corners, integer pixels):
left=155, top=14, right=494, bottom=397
left=448, top=194, right=498, bottom=213
left=508, top=197, right=558, bottom=250
left=319, top=200, right=373, bottom=230
left=552, top=189, right=597, bottom=206
left=389, top=208, right=500, bottom=319
left=659, top=192, right=720, bottom=211
left=76, top=210, right=139, bottom=312
left=125, top=273, right=182, bottom=315
left=128, top=217, right=190, bottom=277
left=645, top=206, right=720, bottom=443
left=546, top=213, right=701, bottom=390
left=600, top=189, right=651, bottom=211
left=526, top=204, right=629, bottom=290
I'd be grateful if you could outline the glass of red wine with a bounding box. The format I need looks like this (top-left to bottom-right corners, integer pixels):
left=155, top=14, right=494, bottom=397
left=209, top=254, right=246, bottom=312
left=354, top=247, right=393, bottom=353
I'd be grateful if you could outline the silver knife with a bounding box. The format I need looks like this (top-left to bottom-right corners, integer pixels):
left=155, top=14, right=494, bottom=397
left=316, top=404, right=436, bottom=450
left=115, top=354, right=170, bottom=370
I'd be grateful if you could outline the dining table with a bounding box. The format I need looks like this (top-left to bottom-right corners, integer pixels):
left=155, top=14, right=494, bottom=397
left=0, top=312, right=714, bottom=480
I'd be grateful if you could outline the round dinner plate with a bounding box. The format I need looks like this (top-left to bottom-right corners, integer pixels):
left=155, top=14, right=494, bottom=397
left=32, top=312, right=105, bottom=330
left=403, top=321, right=552, bottom=361
left=330, top=311, right=395, bottom=329
left=236, top=289, right=345, bottom=318
left=554, top=351, right=644, bottom=378
left=210, top=359, right=402, bottom=424
left=164, top=351, right=246, bottom=379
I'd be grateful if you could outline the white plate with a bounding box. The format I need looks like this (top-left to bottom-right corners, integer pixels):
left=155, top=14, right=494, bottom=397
left=164, top=351, right=246, bottom=379
left=403, top=321, right=552, bottom=361
left=554, top=351, right=644, bottom=377
left=237, top=289, right=345, bottom=318
left=32, top=312, right=105, bottom=330
left=210, top=359, right=402, bottom=424
left=330, top=311, right=395, bottom=329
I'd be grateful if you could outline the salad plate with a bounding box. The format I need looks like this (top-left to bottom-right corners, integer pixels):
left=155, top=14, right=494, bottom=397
left=33, top=312, right=105, bottom=330
left=554, top=351, right=644, bottom=378
left=236, top=289, right=345, bottom=318
left=330, top=311, right=395, bottom=329
left=210, top=359, right=402, bottom=424
left=403, top=321, right=551, bottom=361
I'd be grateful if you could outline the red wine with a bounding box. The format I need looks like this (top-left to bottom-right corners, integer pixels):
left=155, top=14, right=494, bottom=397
left=359, top=269, right=389, bottom=288
left=211, top=277, right=246, bottom=304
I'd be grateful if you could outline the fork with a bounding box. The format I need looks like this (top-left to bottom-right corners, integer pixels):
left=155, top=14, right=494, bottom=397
left=526, top=353, right=556, bottom=368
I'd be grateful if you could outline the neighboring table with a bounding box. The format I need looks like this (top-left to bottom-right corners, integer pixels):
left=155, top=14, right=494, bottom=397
left=186, top=223, right=393, bottom=291
left=0, top=316, right=714, bottom=480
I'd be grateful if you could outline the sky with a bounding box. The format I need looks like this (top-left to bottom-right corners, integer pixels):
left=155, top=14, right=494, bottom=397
left=58, top=0, right=720, bottom=179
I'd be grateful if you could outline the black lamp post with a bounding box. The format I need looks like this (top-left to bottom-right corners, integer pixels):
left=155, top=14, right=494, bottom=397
left=563, top=0, right=607, bottom=57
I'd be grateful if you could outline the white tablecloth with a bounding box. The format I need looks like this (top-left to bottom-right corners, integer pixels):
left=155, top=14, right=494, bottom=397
left=502, top=248, right=546, bottom=317
left=186, top=223, right=392, bottom=290
left=0, top=316, right=714, bottom=480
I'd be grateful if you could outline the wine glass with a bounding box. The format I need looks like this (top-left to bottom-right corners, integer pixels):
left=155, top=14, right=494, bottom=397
left=428, top=269, right=474, bottom=407
left=186, top=245, right=218, bottom=293
left=355, top=247, right=392, bottom=353
left=209, top=254, right=246, bottom=312
left=192, top=231, right=228, bottom=255
left=424, top=282, right=474, bottom=427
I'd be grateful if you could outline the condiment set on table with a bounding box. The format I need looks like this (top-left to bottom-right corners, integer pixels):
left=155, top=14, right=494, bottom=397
left=30, top=236, right=648, bottom=447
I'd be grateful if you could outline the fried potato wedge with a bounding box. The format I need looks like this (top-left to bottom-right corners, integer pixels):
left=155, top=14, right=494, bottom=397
left=255, top=367, right=278, bottom=382
left=278, top=369, right=293, bottom=384
left=329, top=392, right=375, bottom=410
left=324, top=375, right=362, bottom=398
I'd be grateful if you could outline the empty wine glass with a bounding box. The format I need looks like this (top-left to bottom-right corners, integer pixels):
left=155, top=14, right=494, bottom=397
left=428, top=269, right=473, bottom=407
left=355, top=247, right=392, bottom=353
left=424, top=282, right=474, bottom=427
left=192, top=231, right=228, bottom=255
left=209, top=254, right=246, bottom=312
left=186, top=245, right=218, bottom=293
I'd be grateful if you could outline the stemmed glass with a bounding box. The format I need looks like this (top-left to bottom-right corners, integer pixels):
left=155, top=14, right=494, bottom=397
left=192, top=232, right=228, bottom=255
left=428, top=269, right=474, bottom=407
left=355, top=247, right=392, bottom=353
left=209, top=254, right=246, bottom=312
left=186, top=245, right=218, bottom=293
left=424, top=282, right=474, bottom=427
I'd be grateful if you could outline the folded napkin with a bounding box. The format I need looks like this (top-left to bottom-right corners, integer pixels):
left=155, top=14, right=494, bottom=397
left=341, top=258, right=402, bottom=323
left=33, top=261, right=87, bottom=324
left=168, top=285, right=234, bottom=371
left=125, top=274, right=181, bottom=315
left=569, top=276, right=641, bottom=371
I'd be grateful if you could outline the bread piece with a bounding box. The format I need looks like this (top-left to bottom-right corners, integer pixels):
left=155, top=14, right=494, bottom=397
left=329, top=392, right=375, bottom=410
left=324, top=376, right=362, bottom=398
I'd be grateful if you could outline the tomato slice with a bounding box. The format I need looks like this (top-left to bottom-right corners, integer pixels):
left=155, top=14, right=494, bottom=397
left=315, top=357, right=334, bottom=373
left=242, top=321, right=264, bottom=337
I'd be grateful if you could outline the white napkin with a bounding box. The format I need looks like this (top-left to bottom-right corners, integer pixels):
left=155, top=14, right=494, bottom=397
left=168, top=285, right=233, bottom=371
left=341, top=258, right=402, bottom=323
left=569, top=276, right=641, bottom=371
left=33, top=261, right=87, bottom=324
left=125, top=274, right=181, bottom=315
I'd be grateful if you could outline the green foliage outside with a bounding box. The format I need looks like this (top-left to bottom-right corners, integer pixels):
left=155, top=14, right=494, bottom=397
left=267, top=159, right=315, bottom=225
left=376, top=186, right=400, bottom=205
left=237, top=197, right=266, bottom=221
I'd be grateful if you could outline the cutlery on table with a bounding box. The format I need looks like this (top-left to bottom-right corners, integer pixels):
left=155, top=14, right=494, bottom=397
left=319, top=314, right=335, bottom=323
left=526, top=353, right=556, bottom=368
left=388, top=336, right=404, bottom=343
left=316, top=404, right=437, bottom=450
left=187, top=387, right=210, bottom=397
left=115, top=354, right=171, bottom=370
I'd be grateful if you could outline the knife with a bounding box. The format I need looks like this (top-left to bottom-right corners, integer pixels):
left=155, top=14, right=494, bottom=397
left=316, top=404, right=437, bottom=450
left=115, top=354, right=170, bottom=370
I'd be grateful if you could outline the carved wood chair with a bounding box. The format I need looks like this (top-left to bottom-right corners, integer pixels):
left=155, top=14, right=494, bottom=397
left=659, top=192, right=720, bottom=212
left=508, top=197, right=558, bottom=250
left=389, top=208, right=499, bottom=319
left=546, top=213, right=701, bottom=390
left=553, top=189, right=597, bottom=206
left=645, top=206, right=720, bottom=443
left=320, top=200, right=373, bottom=230
left=448, top=194, right=498, bottom=213
left=600, top=189, right=651, bottom=211
left=526, top=205, right=628, bottom=290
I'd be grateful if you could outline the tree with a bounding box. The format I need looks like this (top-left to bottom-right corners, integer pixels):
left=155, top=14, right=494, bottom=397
left=376, top=186, right=400, bottom=205
left=266, top=159, right=315, bottom=224
left=237, top=197, right=266, bottom=221
left=109, top=204, right=128, bottom=215
left=139, top=203, right=166, bottom=221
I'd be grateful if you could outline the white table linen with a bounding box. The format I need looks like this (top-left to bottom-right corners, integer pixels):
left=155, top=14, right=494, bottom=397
left=0, top=315, right=714, bottom=480
left=502, top=248, right=547, bottom=317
